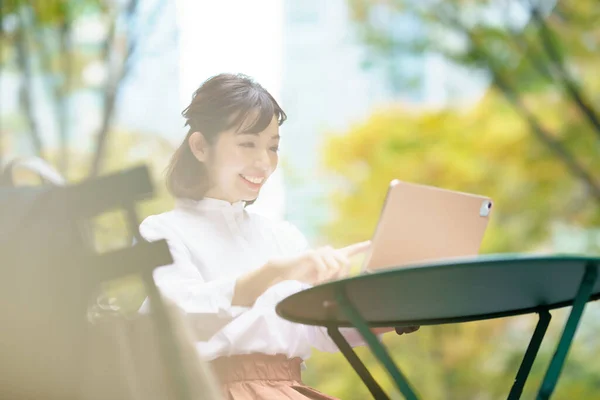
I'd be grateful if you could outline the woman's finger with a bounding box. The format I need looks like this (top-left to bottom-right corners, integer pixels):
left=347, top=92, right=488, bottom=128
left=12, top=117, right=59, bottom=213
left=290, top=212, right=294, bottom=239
left=332, top=251, right=351, bottom=279
left=338, top=240, right=371, bottom=258
left=322, top=251, right=341, bottom=282
left=308, top=252, right=329, bottom=283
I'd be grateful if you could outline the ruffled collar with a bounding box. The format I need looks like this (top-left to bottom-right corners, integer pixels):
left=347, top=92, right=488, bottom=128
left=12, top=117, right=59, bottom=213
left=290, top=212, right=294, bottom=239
left=175, top=197, right=245, bottom=213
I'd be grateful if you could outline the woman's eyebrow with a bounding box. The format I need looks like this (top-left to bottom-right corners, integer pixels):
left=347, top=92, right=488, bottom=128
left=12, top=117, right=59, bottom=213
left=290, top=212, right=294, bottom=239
left=237, top=132, right=280, bottom=140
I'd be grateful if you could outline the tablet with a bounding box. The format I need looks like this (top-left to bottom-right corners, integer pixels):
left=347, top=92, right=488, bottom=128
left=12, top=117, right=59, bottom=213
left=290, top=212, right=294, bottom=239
left=363, top=180, right=493, bottom=272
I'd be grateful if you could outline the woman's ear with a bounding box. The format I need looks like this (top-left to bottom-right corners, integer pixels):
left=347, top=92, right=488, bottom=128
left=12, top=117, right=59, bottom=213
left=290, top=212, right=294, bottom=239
left=188, top=131, right=209, bottom=163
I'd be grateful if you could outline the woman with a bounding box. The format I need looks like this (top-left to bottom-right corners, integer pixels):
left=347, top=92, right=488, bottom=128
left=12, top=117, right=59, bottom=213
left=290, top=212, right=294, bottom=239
left=140, top=73, right=416, bottom=399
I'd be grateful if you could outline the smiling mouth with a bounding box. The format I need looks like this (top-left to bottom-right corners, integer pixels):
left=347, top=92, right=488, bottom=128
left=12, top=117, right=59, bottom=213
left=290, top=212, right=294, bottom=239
left=240, top=174, right=265, bottom=186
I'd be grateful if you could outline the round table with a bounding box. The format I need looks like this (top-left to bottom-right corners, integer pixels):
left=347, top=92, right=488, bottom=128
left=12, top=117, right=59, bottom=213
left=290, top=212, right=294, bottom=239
left=276, top=254, right=600, bottom=400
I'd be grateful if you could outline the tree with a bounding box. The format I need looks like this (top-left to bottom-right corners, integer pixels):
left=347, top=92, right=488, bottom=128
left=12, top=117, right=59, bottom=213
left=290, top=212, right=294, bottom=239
left=348, top=0, right=600, bottom=205
left=323, top=91, right=600, bottom=252
left=1, top=0, right=170, bottom=177
left=311, top=2, right=600, bottom=396
left=310, top=90, right=600, bottom=398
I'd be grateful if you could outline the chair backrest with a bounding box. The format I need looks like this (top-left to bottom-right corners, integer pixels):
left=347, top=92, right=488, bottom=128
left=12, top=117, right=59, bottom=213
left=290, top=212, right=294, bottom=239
left=82, top=300, right=223, bottom=400
left=0, top=160, right=222, bottom=400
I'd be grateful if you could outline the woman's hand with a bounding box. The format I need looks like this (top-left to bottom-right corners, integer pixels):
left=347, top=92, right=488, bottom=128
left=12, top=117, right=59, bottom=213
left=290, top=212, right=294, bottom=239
left=268, top=241, right=371, bottom=285
left=394, top=326, right=420, bottom=335
left=371, top=326, right=421, bottom=335
left=232, top=241, right=369, bottom=307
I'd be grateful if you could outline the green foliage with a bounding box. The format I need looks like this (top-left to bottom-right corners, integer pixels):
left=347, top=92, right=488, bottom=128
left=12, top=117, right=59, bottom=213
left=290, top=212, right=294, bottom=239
left=1, top=0, right=102, bottom=23
left=309, top=91, right=600, bottom=395
left=2, top=0, right=106, bottom=88
left=2, top=0, right=157, bottom=175
left=348, top=0, right=600, bottom=204
left=312, top=3, right=600, bottom=390
left=304, top=307, right=600, bottom=399
left=321, top=90, right=600, bottom=254
left=349, top=0, right=600, bottom=93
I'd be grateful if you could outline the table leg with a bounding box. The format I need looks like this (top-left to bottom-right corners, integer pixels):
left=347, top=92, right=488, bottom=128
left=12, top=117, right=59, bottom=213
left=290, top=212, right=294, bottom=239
left=327, top=326, right=389, bottom=400
left=508, top=309, right=551, bottom=400
left=335, top=287, right=420, bottom=400
left=536, top=263, right=598, bottom=400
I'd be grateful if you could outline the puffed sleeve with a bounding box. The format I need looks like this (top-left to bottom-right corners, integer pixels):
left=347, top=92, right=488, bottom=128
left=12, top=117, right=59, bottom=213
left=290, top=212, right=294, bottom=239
left=139, top=215, right=249, bottom=340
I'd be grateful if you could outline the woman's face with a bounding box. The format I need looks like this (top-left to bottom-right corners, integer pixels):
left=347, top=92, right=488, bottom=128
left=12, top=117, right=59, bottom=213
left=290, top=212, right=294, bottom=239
left=190, top=114, right=280, bottom=203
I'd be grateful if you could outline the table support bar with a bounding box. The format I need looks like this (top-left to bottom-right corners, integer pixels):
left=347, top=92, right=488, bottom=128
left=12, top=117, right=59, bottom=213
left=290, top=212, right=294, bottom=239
left=327, top=326, right=389, bottom=400
left=335, top=287, right=420, bottom=400
left=508, top=309, right=551, bottom=400
left=536, top=263, right=598, bottom=400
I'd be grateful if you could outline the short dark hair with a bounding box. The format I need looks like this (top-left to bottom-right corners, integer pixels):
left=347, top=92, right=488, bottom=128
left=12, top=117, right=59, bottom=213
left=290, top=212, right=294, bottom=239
left=166, top=73, right=287, bottom=201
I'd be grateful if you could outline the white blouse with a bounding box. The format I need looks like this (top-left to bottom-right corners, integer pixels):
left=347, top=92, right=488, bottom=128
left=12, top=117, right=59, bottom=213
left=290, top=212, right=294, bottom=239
left=139, top=197, right=365, bottom=361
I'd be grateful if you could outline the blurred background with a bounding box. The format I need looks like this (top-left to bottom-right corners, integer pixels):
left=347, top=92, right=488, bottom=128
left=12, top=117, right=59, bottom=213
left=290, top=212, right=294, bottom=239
left=1, top=0, right=599, bottom=398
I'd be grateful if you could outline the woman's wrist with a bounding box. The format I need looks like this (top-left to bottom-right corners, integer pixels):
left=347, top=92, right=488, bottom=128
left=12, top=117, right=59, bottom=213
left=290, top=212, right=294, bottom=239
left=232, top=261, right=280, bottom=307
left=371, top=327, right=395, bottom=335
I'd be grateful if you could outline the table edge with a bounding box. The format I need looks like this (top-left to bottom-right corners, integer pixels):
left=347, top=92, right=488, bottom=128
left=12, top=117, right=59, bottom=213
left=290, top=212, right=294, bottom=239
left=276, top=292, right=600, bottom=328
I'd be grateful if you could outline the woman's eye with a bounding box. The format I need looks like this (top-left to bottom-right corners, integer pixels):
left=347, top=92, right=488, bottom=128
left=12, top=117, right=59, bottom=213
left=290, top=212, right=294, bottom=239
left=270, top=146, right=280, bottom=152
left=239, top=142, right=255, bottom=148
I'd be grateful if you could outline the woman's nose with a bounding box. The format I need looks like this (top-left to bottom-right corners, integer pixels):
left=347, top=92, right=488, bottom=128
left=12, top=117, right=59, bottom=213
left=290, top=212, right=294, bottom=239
left=253, top=149, right=271, bottom=168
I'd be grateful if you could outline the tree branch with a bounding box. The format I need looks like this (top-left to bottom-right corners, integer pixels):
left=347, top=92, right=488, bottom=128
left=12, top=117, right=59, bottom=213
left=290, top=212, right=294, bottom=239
left=528, top=2, right=600, bottom=140
left=504, top=17, right=555, bottom=83
left=15, top=6, right=45, bottom=159
left=439, top=10, right=600, bottom=202
left=124, top=0, right=169, bottom=71
left=0, top=3, right=4, bottom=165
left=491, top=69, right=600, bottom=202
left=89, top=0, right=140, bottom=178
left=30, top=2, right=73, bottom=175
left=57, top=4, right=73, bottom=175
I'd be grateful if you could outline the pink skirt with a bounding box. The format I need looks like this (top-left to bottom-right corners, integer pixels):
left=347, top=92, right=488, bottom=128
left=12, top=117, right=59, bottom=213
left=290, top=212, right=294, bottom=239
left=210, top=354, right=339, bottom=400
